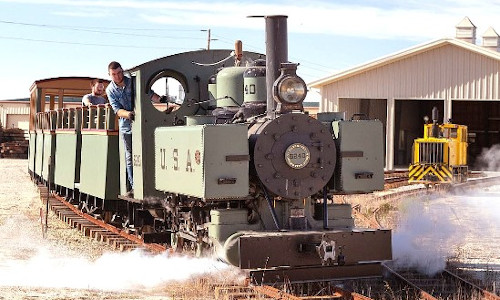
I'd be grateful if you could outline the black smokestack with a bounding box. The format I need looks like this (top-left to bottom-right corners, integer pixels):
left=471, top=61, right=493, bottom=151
left=264, top=15, right=288, bottom=119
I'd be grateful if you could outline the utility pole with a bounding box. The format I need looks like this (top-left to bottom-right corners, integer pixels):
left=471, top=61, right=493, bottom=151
left=201, top=29, right=217, bottom=50
left=206, top=28, right=211, bottom=50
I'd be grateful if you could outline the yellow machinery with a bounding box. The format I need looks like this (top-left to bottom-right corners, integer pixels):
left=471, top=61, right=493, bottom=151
left=409, top=107, right=468, bottom=183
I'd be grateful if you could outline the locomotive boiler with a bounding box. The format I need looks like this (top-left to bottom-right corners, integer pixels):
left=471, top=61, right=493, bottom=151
left=28, top=15, right=391, bottom=282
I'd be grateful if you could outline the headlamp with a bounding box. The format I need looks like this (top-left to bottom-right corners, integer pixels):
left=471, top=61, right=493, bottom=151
left=277, top=76, right=307, bottom=104
left=273, top=63, right=307, bottom=112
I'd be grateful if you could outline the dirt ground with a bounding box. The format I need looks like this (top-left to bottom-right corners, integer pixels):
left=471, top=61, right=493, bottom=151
left=0, top=159, right=244, bottom=299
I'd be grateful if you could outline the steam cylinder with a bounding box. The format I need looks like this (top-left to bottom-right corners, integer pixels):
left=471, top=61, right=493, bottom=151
left=216, top=67, right=246, bottom=107
left=243, top=66, right=266, bottom=103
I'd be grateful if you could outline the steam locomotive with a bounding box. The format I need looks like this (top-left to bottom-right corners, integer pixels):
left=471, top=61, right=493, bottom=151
left=29, top=15, right=391, bottom=282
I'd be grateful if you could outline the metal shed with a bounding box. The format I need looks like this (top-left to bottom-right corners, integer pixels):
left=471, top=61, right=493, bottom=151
left=0, top=100, right=30, bottom=130
left=309, top=17, right=500, bottom=170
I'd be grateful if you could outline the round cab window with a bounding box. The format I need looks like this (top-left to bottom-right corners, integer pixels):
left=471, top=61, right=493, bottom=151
left=150, top=76, right=185, bottom=112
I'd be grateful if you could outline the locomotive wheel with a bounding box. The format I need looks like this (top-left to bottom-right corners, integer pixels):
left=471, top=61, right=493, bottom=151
left=171, top=232, right=184, bottom=253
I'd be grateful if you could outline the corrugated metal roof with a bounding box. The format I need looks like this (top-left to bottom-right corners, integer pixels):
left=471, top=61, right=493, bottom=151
left=308, top=38, right=500, bottom=88
left=0, top=98, right=29, bottom=102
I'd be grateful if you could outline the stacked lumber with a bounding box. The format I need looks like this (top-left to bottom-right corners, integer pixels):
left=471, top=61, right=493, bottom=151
left=1, top=140, right=29, bottom=158
left=0, top=127, right=28, bottom=159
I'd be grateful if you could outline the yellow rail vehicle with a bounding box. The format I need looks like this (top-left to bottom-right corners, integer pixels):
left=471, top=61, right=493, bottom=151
left=409, top=108, right=468, bottom=184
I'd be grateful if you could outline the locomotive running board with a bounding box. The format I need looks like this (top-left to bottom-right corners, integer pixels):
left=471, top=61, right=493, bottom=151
left=249, top=263, right=383, bottom=284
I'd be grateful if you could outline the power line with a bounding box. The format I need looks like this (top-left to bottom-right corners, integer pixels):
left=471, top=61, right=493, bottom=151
left=212, top=33, right=263, bottom=52
left=1, top=19, right=336, bottom=76
left=0, top=20, right=205, bottom=40
left=0, top=35, right=192, bottom=50
left=63, top=25, right=200, bottom=32
left=212, top=33, right=335, bottom=73
left=291, top=60, right=334, bottom=73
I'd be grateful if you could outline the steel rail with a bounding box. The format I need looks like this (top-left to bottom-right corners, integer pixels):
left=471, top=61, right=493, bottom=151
left=383, top=262, right=500, bottom=300
left=382, top=262, right=438, bottom=300
left=51, top=192, right=167, bottom=253
left=444, top=269, right=500, bottom=300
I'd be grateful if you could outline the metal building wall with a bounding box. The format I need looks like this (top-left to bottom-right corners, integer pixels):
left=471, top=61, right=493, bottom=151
left=320, top=43, right=500, bottom=104
left=317, top=41, right=500, bottom=170
left=0, top=103, right=30, bottom=129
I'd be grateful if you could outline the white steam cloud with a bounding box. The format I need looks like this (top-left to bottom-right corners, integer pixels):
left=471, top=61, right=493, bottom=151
left=0, top=248, right=240, bottom=290
left=0, top=215, right=244, bottom=291
left=392, top=185, right=500, bottom=276
left=392, top=198, right=462, bottom=275
left=475, top=144, right=500, bottom=171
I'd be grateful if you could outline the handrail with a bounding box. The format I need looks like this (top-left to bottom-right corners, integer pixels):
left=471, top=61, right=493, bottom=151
left=35, top=104, right=117, bottom=132
left=82, top=104, right=118, bottom=131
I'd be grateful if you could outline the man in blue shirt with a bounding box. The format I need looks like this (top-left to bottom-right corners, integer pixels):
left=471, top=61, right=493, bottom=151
left=106, top=61, right=179, bottom=197
left=106, top=61, right=135, bottom=197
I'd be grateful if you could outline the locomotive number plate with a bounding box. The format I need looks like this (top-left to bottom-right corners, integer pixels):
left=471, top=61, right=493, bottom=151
left=285, top=143, right=310, bottom=169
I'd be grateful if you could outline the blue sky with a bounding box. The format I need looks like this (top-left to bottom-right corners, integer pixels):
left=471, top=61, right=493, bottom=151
left=0, top=0, right=499, bottom=101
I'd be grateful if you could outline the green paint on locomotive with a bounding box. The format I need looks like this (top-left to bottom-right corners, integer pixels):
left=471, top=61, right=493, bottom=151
left=154, top=124, right=249, bottom=199
left=332, top=119, right=385, bottom=193
left=127, top=50, right=262, bottom=200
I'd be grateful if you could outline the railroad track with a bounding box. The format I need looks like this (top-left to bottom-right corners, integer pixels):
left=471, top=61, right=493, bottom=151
left=39, top=185, right=342, bottom=299
left=39, top=184, right=166, bottom=253
left=36, top=173, right=500, bottom=300
left=384, top=170, right=409, bottom=189
left=383, top=262, right=500, bottom=300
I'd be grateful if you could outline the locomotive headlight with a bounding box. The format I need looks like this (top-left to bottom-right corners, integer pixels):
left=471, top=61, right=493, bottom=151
left=273, top=63, right=307, bottom=106
left=276, top=76, right=307, bottom=104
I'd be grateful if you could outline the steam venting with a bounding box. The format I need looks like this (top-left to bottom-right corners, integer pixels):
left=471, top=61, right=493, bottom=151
left=0, top=214, right=244, bottom=291
left=475, top=144, right=500, bottom=171
left=392, top=185, right=500, bottom=276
